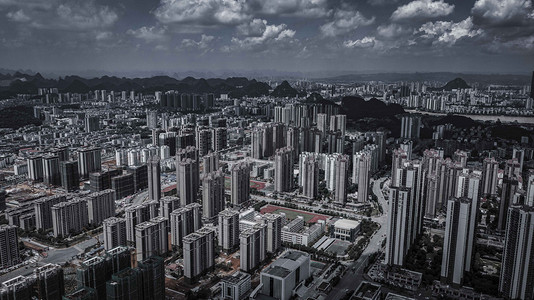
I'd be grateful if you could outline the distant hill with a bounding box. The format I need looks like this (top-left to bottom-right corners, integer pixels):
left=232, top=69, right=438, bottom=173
left=318, top=72, right=531, bottom=86
left=0, top=73, right=273, bottom=98
left=340, top=96, right=405, bottom=120
left=301, top=93, right=336, bottom=105
left=270, top=81, right=305, bottom=98
left=432, top=78, right=471, bottom=91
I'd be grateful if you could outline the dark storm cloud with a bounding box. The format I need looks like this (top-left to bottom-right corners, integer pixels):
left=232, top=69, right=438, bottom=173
left=0, top=0, right=532, bottom=74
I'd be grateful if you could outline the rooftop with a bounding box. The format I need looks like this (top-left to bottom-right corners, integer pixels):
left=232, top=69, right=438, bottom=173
left=334, top=219, right=361, bottom=230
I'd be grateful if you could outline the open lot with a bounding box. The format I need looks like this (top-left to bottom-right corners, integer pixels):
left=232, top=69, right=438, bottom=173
left=260, top=204, right=330, bottom=224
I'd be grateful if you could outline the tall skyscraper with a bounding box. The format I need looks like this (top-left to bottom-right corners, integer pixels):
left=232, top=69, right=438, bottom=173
left=274, top=147, right=293, bottom=193
left=103, top=217, right=127, bottom=250
left=482, top=157, right=499, bottom=196
left=218, top=209, right=240, bottom=252
left=138, top=256, right=165, bottom=300
left=34, top=263, right=65, bottom=300
left=125, top=202, right=158, bottom=243
left=177, top=158, right=199, bottom=206
left=441, top=198, right=477, bottom=286
left=78, top=147, right=102, bottom=179
left=0, top=225, right=21, bottom=269
left=84, top=115, right=100, bottom=132
left=400, top=115, right=421, bottom=139
left=183, top=227, right=215, bottom=283
left=43, top=155, right=61, bottom=186
left=202, top=151, right=219, bottom=176
left=146, top=110, right=158, bottom=129
left=212, top=127, right=227, bottom=152
left=159, top=196, right=180, bottom=220
left=147, top=156, right=161, bottom=201
left=170, top=203, right=202, bottom=247
left=353, top=151, right=371, bottom=202
left=201, top=170, right=225, bottom=221
left=385, top=187, right=412, bottom=266
left=196, top=128, right=212, bottom=156
left=499, top=205, right=534, bottom=299
left=28, top=155, right=44, bottom=182
left=334, top=154, right=349, bottom=205
left=262, top=213, right=282, bottom=253
left=135, top=217, right=168, bottom=262
left=60, top=160, right=79, bottom=192
left=51, top=198, right=89, bottom=238
left=240, top=224, right=267, bottom=272
left=231, top=162, right=250, bottom=206
left=34, top=194, right=66, bottom=231
left=87, top=189, right=116, bottom=226
left=106, top=267, right=143, bottom=300
left=498, top=177, right=519, bottom=231
left=299, top=154, right=318, bottom=199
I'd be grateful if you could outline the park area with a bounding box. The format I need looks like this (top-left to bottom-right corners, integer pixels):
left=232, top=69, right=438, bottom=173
left=260, top=204, right=330, bottom=224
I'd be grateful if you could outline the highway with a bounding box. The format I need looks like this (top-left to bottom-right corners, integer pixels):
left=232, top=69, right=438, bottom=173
left=327, top=177, right=389, bottom=299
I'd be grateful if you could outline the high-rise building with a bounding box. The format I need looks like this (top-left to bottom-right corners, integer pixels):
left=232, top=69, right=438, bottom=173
left=138, top=256, right=165, bottom=300
left=334, top=154, right=349, bottom=205
left=201, top=170, right=225, bottom=221
left=111, top=173, right=135, bottom=200
left=498, top=177, right=519, bottom=231
left=60, top=160, right=79, bottom=192
left=299, top=154, right=318, bottom=199
left=231, top=162, right=250, bottom=206
left=34, top=194, right=66, bottom=231
left=251, top=128, right=263, bottom=159
left=400, top=115, right=421, bottom=139
left=221, top=271, right=252, bottom=300
left=84, top=116, right=100, bottom=132
left=482, top=157, right=499, bottom=196
left=274, top=147, right=294, bottom=193
left=0, top=276, right=33, bottom=300
left=135, top=217, right=168, bottom=262
left=146, top=110, right=158, bottom=129
left=316, top=113, right=328, bottom=133
left=441, top=198, right=477, bottom=286
left=499, top=205, right=534, bottom=299
left=43, top=155, right=61, bottom=186
left=125, top=202, right=158, bottom=243
left=385, top=187, right=413, bottom=267
left=0, top=189, right=5, bottom=211
left=240, top=224, right=267, bottom=272
left=169, top=203, right=202, bottom=247
left=262, top=213, right=282, bottom=253
left=78, top=148, right=102, bottom=179
left=183, top=227, right=215, bottom=283
left=87, top=189, right=115, bottom=226
left=177, top=158, right=199, bottom=206
left=353, top=151, right=371, bottom=202
left=202, top=151, right=219, bottom=176
left=34, top=263, right=65, bottom=300
left=212, top=127, right=228, bottom=152
left=89, top=169, right=122, bottom=192
left=218, top=209, right=240, bottom=253
left=103, top=217, right=127, bottom=250
left=51, top=198, right=89, bottom=238
left=0, top=225, right=21, bottom=269
left=196, top=128, right=212, bottom=156
left=129, top=164, right=148, bottom=192
left=158, top=196, right=180, bottom=220
left=147, top=156, right=161, bottom=201
left=28, top=155, right=44, bottom=182
left=105, top=267, right=143, bottom=300
left=260, top=251, right=311, bottom=300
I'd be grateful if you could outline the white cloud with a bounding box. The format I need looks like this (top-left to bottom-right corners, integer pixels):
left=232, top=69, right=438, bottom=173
left=320, top=10, right=375, bottom=37
left=343, top=36, right=376, bottom=48
left=236, top=18, right=267, bottom=36
left=181, top=34, right=215, bottom=50
left=54, top=1, right=118, bottom=30
left=229, top=19, right=297, bottom=51
left=95, top=31, right=113, bottom=41
left=249, top=0, right=331, bottom=17
left=6, top=9, right=30, bottom=22
left=419, top=17, right=482, bottom=45
left=367, top=0, right=399, bottom=6
left=472, top=0, right=534, bottom=26
left=391, top=0, right=454, bottom=21
left=377, top=23, right=411, bottom=39
left=127, top=26, right=167, bottom=42
left=154, top=0, right=249, bottom=26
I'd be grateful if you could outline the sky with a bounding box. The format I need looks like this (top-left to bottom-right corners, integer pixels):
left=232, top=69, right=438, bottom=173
left=0, top=0, right=533, bottom=76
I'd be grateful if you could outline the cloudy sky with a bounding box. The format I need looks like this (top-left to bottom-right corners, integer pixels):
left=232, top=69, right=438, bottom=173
left=0, top=0, right=533, bottom=75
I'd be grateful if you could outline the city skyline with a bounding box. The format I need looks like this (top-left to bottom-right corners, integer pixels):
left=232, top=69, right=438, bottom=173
left=0, top=0, right=533, bottom=75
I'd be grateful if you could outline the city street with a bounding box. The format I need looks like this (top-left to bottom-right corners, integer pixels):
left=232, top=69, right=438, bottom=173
left=327, top=177, right=389, bottom=299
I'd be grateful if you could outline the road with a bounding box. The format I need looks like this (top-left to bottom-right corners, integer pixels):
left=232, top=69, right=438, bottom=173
left=327, top=177, right=389, bottom=299
left=0, top=234, right=101, bottom=282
